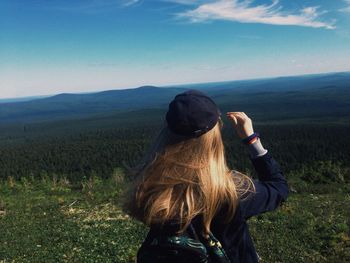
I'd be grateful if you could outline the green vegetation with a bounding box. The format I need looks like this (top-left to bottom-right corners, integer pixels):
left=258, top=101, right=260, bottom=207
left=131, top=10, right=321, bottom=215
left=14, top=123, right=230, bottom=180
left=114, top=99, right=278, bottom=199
left=250, top=193, right=349, bottom=263
left=1, top=74, right=350, bottom=262
left=0, top=172, right=349, bottom=263
left=1, top=123, right=350, bottom=182
left=0, top=121, right=349, bottom=262
left=0, top=171, right=147, bottom=263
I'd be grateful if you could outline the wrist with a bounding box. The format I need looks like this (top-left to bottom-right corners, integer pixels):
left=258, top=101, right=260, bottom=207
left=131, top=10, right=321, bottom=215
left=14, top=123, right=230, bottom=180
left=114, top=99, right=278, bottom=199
left=242, top=132, right=259, bottom=145
left=248, top=138, right=268, bottom=159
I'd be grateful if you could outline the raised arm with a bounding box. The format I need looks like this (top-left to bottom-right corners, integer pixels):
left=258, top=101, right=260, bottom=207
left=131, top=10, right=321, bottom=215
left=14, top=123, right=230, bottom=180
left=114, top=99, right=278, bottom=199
left=239, top=138, right=289, bottom=219
left=226, top=112, right=289, bottom=219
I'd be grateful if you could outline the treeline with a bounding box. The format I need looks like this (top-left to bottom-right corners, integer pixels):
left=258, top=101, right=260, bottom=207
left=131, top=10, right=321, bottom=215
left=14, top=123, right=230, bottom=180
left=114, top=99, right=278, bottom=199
left=0, top=122, right=349, bottom=184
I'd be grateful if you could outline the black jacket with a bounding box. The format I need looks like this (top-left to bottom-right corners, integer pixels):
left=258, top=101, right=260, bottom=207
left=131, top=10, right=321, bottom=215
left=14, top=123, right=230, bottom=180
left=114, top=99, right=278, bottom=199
left=209, top=152, right=289, bottom=262
left=142, top=152, right=289, bottom=262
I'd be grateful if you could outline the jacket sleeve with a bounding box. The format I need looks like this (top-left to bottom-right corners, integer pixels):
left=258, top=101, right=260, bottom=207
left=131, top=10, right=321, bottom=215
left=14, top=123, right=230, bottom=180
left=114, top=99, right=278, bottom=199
left=239, top=151, right=289, bottom=219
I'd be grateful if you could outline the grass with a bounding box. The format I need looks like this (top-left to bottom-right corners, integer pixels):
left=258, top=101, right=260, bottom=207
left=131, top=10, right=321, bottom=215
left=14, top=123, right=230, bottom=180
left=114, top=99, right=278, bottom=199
left=250, top=194, right=349, bottom=262
left=0, top=175, right=349, bottom=263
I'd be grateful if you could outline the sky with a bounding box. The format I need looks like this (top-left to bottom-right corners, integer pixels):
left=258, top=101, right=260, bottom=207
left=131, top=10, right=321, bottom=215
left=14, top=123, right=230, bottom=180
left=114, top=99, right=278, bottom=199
left=1, top=0, right=350, bottom=99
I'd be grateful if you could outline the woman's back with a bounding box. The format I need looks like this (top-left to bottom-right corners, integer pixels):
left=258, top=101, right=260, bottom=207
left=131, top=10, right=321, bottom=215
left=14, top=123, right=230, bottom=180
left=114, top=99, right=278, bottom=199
left=123, top=90, right=289, bottom=263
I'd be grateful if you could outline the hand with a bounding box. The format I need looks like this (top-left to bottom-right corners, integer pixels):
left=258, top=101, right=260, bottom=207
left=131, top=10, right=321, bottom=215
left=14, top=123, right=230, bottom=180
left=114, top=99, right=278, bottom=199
left=226, top=112, right=254, bottom=139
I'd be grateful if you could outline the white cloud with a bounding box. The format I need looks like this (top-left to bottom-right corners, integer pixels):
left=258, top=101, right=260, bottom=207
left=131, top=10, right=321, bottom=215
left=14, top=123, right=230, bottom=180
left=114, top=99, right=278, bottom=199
left=340, top=0, right=350, bottom=12
left=164, top=0, right=204, bottom=5
left=43, top=0, right=142, bottom=14
left=122, top=0, right=142, bottom=7
left=175, top=0, right=335, bottom=29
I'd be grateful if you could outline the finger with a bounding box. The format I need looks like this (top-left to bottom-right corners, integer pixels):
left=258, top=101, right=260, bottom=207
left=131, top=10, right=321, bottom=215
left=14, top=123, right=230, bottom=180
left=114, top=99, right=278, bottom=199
left=240, top=112, right=249, bottom=118
left=226, top=114, right=238, bottom=125
left=226, top=112, right=241, bottom=118
left=227, top=112, right=244, bottom=117
left=230, top=113, right=245, bottom=121
left=227, top=112, right=244, bottom=122
left=226, top=112, right=236, bottom=119
left=234, top=112, right=248, bottom=121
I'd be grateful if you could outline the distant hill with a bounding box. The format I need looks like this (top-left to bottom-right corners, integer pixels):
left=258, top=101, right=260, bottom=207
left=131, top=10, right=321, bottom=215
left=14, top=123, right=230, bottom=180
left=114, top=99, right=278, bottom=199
left=0, top=95, right=51, bottom=104
left=0, top=72, right=349, bottom=124
left=0, top=86, right=185, bottom=123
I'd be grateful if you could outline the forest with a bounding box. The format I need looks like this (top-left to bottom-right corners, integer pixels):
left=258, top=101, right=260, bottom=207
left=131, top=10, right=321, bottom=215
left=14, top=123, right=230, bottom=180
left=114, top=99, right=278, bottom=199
left=1, top=118, right=349, bottom=262
left=0, top=120, right=349, bottom=187
left=1, top=74, right=349, bottom=262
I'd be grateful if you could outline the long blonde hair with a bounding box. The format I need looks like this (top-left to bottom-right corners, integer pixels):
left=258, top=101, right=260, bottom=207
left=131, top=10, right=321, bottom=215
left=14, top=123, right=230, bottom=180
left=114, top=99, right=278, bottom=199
left=122, top=119, right=255, bottom=235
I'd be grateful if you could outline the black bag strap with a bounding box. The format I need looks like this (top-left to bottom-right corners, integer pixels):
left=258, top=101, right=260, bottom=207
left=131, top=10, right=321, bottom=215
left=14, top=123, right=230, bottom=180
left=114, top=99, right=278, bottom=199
left=137, top=229, right=209, bottom=263
left=201, top=231, right=231, bottom=263
left=189, top=223, right=231, bottom=263
left=137, top=223, right=231, bottom=263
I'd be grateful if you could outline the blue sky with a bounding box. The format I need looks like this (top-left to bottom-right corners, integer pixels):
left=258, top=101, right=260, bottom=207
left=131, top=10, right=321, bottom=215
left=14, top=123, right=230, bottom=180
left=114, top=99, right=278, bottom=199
left=1, top=0, right=350, bottom=98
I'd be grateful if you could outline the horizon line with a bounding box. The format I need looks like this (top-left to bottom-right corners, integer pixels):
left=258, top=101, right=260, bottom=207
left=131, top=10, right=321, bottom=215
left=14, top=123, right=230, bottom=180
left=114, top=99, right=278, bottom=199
left=1, top=70, right=349, bottom=101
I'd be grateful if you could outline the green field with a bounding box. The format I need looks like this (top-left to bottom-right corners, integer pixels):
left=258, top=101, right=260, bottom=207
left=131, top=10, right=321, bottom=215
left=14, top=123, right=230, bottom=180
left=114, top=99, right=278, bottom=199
left=1, top=74, right=350, bottom=262
left=0, top=172, right=349, bottom=263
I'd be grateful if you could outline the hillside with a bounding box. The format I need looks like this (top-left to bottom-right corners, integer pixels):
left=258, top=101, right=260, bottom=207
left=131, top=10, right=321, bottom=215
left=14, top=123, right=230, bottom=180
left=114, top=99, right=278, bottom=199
left=0, top=86, right=185, bottom=123
left=0, top=72, right=349, bottom=125
left=1, top=72, right=349, bottom=263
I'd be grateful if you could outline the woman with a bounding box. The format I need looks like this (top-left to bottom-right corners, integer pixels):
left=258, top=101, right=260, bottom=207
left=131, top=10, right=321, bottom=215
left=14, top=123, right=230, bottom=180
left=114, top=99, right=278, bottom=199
left=123, top=89, right=289, bottom=262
